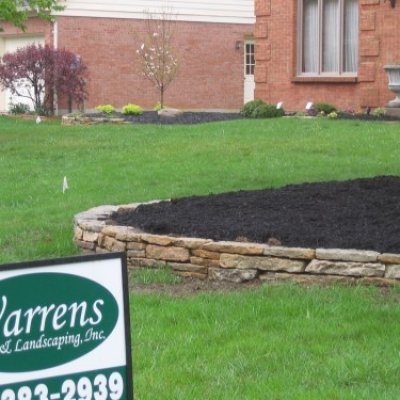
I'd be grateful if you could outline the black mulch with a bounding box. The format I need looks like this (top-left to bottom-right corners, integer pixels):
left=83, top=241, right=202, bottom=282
left=87, top=111, right=400, bottom=124
left=111, top=176, right=400, bottom=253
left=88, top=111, right=244, bottom=124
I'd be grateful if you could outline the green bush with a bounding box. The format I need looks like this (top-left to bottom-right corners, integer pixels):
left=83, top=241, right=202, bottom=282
left=241, top=100, right=285, bottom=119
left=153, top=102, right=162, bottom=111
left=122, top=103, right=144, bottom=115
left=9, top=102, right=31, bottom=115
left=314, top=102, right=337, bottom=114
left=371, top=107, right=386, bottom=118
left=327, top=111, right=338, bottom=119
left=95, top=104, right=115, bottom=114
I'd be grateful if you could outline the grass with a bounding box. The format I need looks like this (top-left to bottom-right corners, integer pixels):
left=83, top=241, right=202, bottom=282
left=129, top=267, right=183, bottom=285
left=132, top=284, right=400, bottom=399
left=2, top=115, right=400, bottom=398
left=1, top=115, right=400, bottom=263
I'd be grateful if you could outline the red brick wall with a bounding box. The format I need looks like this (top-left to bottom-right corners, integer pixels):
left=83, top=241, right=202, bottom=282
left=0, top=18, right=53, bottom=42
left=255, top=0, right=400, bottom=112
left=56, top=17, right=253, bottom=111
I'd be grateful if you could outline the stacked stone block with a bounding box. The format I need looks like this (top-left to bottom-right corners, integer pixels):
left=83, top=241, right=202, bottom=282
left=74, top=203, right=400, bottom=285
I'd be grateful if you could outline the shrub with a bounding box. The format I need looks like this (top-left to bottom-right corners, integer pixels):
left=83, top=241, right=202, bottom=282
left=241, top=100, right=285, bottom=119
left=371, top=107, right=386, bottom=118
left=327, top=111, right=338, bottom=119
left=314, top=102, right=337, bottom=114
left=95, top=104, right=115, bottom=114
left=9, top=102, right=31, bottom=115
left=0, top=44, right=88, bottom=115
left=122, top=103, right=144, bottom=115
left=153, top=102, right=162, bottom=111
left=241, top=100, right=264, bottom=117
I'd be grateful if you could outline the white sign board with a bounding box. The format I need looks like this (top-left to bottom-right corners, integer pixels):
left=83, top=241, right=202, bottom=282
left=0, top=253, right=133, bottom=399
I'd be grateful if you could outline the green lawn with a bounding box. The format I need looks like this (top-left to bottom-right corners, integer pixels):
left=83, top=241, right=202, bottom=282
left=132, top=284, right=400, bottom=399
left=1, top=115, right=400, bottom=398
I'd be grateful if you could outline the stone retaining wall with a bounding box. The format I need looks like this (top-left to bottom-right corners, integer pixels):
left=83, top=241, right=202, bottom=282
left=74, top=203, right=400, bottom=285
left=62, top=114, right=126, bottom=125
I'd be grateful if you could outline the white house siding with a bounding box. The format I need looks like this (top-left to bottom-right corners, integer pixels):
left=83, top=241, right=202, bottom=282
left=57, top=0, right=255, bottom=24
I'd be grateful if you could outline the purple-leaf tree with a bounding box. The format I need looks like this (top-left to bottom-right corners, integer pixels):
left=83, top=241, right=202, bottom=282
left=0, top=44, right=88, bottom=114
left=136, top=10, right=179, bottom=109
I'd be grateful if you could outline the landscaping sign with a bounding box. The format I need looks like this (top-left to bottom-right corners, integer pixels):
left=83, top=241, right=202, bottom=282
left=0, top=253, right=133, bottom=400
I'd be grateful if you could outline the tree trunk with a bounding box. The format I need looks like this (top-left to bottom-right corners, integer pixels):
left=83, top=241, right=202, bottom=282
left=160, top=85, right=164, bottom=109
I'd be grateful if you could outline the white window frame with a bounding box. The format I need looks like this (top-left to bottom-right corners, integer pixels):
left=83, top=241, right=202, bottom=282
left=297, top=0, right=358, bottom=78
left=244, top=41, right=255, bottom=76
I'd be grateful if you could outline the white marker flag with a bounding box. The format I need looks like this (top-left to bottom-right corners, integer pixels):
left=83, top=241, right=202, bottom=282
left=62, top=176, right=69, bottom=193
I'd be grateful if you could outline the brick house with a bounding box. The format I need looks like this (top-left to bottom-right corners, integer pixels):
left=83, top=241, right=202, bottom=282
left=255, top=0, right=400, bottom=112
left=0, top=1, right=255, bottom=113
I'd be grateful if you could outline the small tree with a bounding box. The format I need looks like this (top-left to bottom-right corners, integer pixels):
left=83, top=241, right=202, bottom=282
left=136, top=10, right=179, bottom=109
left=0, top=44, right=88, bottom=114
left=0, top=0, right=64, bottom=31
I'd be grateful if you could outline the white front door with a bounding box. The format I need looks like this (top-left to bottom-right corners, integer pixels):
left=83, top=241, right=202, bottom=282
left=0, top=35, right=44, bottom=112
left=244, top=41, right=255, bottom=104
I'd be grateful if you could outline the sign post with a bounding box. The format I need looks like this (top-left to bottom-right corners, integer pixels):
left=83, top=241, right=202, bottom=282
left=0, top=253, right=133, bottom=400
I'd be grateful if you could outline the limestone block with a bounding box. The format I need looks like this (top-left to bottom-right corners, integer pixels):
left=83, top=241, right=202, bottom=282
left=316, top=248, right=379, bottom=262
left=95, top=247, right=110, bottom=254
left=86, top=205, right=119, bottom=218
left=74, top=226, right=83, bottom=240
left=209, top=268, right=258, bottom=283
left=74, top=206, right=116, bottom=224
left=146, top=245, right=190, bottom=262
left=126, top=242, right=146, bottom=250
left=202, top=241, right=266, bottom=255
left=128, top=258, right=166, bottom=268
left=220, top=254, right=306, bottom=273
left=190, top=257, right=220, bottom=268
left=158, top=108, right=184, bottom=118
left=102, top=236, right=126, bottom=252
left=172, top=237, right=211, bottom=249
left=62, top=115, right=74, bottom=125
left=74, top=239, right=96, bottom=251
left=306, top=260, right=384, bottom=277
left=385, top=265, right=400, bottom=279
left=97, top=234, right=105, bottom=247
left=379, top=253, right=400, bottom=264
left=109, top=118, right=125, bottom=123
left=79, top=220, right=105, bottom=233
left=115, top=227, right=142, bottom=241
left=141, top=234, right=176, bottom=246
left=264, top=246, right=315, bottom=260
left=82, top=231, right=98, bottom=243
left=167, top=262, right=207, bottom=274
left=101, top=226, right=129, bottom=238
left=192, top=249, right=221, bottom=260
left=127, top=250, right=146, bottom=258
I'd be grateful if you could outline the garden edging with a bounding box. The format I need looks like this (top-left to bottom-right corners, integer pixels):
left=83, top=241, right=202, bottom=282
left=74, top=202, right=400, bottom=285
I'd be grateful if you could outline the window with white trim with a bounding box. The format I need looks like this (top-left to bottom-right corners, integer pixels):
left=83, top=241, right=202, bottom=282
left=298, top=0, right=358, bottom=76
left=245, top=42, right=255, bottom=76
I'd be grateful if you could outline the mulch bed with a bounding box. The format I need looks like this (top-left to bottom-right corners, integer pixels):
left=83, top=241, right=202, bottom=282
left=87, top=111, right=244, bottom=124
left=111, top=176, right=400, bottom=254
left=85, top=110, right=400, bottom=124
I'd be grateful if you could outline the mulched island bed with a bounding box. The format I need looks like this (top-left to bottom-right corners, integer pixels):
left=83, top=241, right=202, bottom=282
left=85, top=111, right=400, bottom=125
left=87, top=111, right=244, bottom=124
left=111, top=176, right=400, bottom=254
